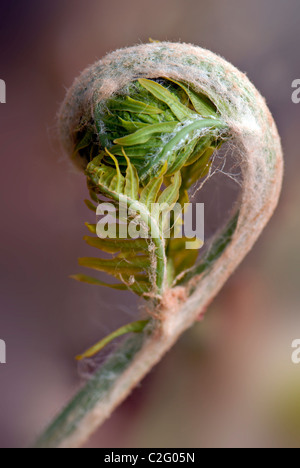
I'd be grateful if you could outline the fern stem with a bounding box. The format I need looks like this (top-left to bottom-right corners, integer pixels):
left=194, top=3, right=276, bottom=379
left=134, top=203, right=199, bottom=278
left=34, top=333, right=146, bottom=448
left=119, top=195, right=167, bottom=295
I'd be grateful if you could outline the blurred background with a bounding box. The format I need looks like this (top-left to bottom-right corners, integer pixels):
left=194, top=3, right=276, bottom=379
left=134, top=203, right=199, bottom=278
left=0, top=0, right=300, bottom=448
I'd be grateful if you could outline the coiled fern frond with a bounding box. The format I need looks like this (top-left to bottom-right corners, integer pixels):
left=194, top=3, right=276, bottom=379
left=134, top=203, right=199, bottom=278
left=35, top=43, right=282, bottom=448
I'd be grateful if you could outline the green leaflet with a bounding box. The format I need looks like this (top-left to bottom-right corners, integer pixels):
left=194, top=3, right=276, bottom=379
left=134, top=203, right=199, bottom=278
left=83, top=236, right=148, bottom=254
left=87, top=156, right=115, bottom=190
left=185, top=135, right=212, bottom=166
left=88, top=181, right=100, bottom=203
left=106, top=151, right=125, bottom=193
left=165, top=137, right=198, bottom=176
left=85, top=223, right=97, bottom=234
left=109, top=140, right=162, bottom=158
left=178, top=188, right=190, bottom=208
left=98, top=165, right=116, bottom=185
left=118, top=118, right=149, bottom=132
left=71, top=274, right=128, bottom=290
left=167, top=78, right=217, bottom=117
left=71, top=274, right=151, bottom=296
left=139, top=176, right=164, bottom=210
left=114, top=121, right=178, bottom=146
left=151, top=171, right=181, bottom=224
left=185, top=147, right=215, bottom=187
left=197, top=148, right=215, bottom=178
left=166, top=237, right=199, bottom=283
left=130, top=113, right=161, bottom=124
left=78, top=256, right=151, bottom=276
left=72, top=129, right=93, bottom=157
left=122, top=149, right=139, bottom=200
left=87, top=155, right=123, bottom=201
left=138, top=78, right=195, bottom=122
left=157, top=171, right=181, bottom=207
left=127, top=281, right=152, bottom=295
left=76, top=319, right=150, bottom=360
left=176, top=146, right=215, bottom=208
left=108, top=96, right=163, bottom=114
left=84, top=199, right=97, bottom=212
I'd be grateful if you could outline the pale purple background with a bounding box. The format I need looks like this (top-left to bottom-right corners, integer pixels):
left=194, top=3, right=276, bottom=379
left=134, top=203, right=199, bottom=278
left=0, top=0, right=300, bottom=448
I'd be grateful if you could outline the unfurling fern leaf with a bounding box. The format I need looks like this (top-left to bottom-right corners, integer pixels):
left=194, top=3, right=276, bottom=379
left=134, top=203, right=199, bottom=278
left=35, top=42, right=282, bottom=449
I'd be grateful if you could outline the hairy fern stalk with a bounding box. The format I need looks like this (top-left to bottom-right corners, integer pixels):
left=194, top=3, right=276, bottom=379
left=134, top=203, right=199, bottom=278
left=35, top=43, right=283, bottom=448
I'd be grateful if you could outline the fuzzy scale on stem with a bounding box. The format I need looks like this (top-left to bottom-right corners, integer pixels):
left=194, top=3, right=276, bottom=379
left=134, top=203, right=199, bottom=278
left=35, top=42, right=283, bottom=448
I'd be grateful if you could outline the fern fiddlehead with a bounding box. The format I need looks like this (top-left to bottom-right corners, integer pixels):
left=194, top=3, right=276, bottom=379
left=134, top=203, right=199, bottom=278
left=35, top=42, right=283, bottom=448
